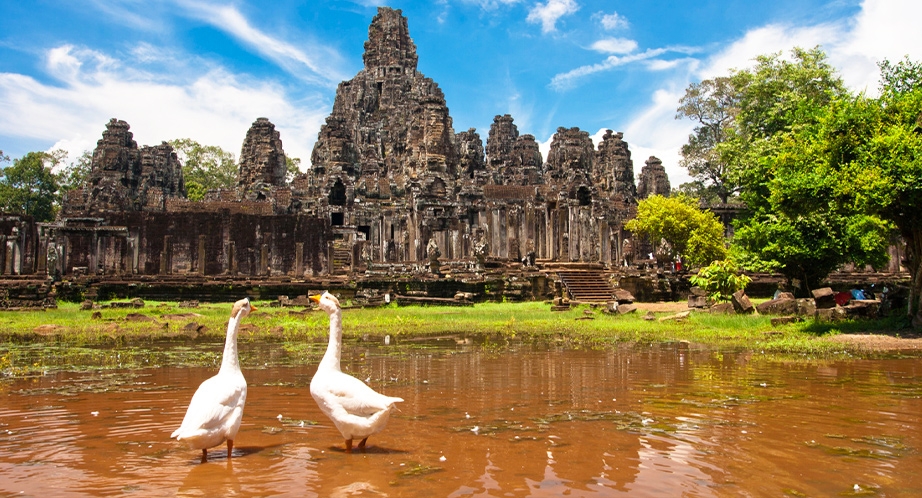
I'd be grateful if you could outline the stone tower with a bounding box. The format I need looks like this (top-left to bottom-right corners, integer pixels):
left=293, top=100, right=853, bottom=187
left=637, top=156, right=671, bottom=199
left=64, top=118, right=185, bottom=215
left=237, top=117, right=288, bottom=199
left=308, top=7, right=459, bottom=209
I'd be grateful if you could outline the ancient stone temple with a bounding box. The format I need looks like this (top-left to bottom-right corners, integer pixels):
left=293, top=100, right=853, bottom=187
left=6, top=6, right=672, bottom=302
left=298, top=7, right=647, bottom=267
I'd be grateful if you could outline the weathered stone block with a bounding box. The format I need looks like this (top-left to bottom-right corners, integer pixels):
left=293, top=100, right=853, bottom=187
left=843, top=300, right=880, bottom=318
left=756, top=297, right=798, bottom=316
left=613, top=289, right=635, bottom=304
left=815, top=307, right=847, bottom=322
left=617, top=304, right=637, bottom=314
left=731, top=290, right=754, bottom=314
left=689, top=286, right=707, bottom=297
left=708, top=302, right=734, bottom=314
left=770, top=316, right=803, bottom=326
left=812, top=287, right=837, bottom=309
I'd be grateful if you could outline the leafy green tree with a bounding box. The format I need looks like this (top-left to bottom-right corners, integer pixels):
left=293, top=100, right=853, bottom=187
left=624, top=194, right=727, bottom=267
left=841, top=56, right=922, bottom=325
left=676, top=76, right=742, bottom=204
left=168, top=139, right=237, bottom=201
left=0, top=151, right=62, bottom=221
left=722, top=47, right=891, bottom=295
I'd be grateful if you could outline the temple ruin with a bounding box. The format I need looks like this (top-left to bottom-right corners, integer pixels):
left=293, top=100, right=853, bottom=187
left=1, top=7, right=739, bottom=305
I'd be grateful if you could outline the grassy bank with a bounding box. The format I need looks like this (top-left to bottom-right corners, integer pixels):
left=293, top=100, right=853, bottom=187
left=1, top=298, right=916, bottom=353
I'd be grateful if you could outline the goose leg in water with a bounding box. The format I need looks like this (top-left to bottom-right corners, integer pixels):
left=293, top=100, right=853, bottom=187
left=345, top=439, right=353, bottom=452
left=227, top=439, right=234, bottom=458
left=358, top=438, right=368, bottom=450
left=201, top=449, right=208, bottom=463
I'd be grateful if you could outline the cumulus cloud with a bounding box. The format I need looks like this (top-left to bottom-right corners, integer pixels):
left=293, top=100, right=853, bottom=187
left=590, top=38, right=638, bottom=54
left=526, top=0, right=579, bottom=34
left=0, top=44, right=327, bottom=169
left=594, top=11, right=629, bottom=31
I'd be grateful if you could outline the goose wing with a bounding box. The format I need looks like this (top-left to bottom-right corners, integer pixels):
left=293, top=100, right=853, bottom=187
left=171, top=374, right=247, bottom=439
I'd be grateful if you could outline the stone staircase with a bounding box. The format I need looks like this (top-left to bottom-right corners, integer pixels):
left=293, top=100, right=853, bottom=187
left=331, top=240, right=352, bottom=274
left=557, top=271, right=616, bottom=302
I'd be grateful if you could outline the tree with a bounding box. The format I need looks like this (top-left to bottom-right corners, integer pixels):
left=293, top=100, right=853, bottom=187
left=624, top=194, right=727, bottom=267
left=722, top=47, right=890, bottom=295
left=57, top=150, right=92, bottom=193
left=846, top=57, right=922, bottom=325
left=286, top=156, right=302, bottom=183
left=0, top=151, right=62, bottom=221
left=676, top=76, right=742, bottom=204
left=168, top=139, right=237, bottom=201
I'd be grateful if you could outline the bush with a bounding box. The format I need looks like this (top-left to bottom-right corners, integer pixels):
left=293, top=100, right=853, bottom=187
left=690, top=259, right=752, bottom=302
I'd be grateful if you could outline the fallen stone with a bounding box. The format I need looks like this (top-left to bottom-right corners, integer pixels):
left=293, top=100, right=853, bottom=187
left=770, top=316, right=803, bottom=326
left=709, top=303, right=734, bottom=314
left=643, top=311, right=656, bottom=321
left=125, top=313, right=156, bottom=322
left=617, top=304, right=637, bottom=315
left=815, top=307, right=847, bottom=322
left=843, top=300, right=880, bottom=318
left=613, top=289, right=635, bottom=304
left=659, top=310, right=691, bottom=322
left=756, top=297, right=798, bottom=316
left=731, top=290, right=754, bottom=314
left=812, top=287, right=837, bottom=309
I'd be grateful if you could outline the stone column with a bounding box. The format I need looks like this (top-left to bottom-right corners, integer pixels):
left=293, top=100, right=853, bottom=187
left=295, top=242, right=304, bottom=276
left=160, top=235, right=172, bottom=275
left=197, top=235, right=206, bottom=275
left=260, top=243, right=269, bottom=275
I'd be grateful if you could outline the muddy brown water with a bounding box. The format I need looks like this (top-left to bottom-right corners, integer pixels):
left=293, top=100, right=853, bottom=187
left=1, top=341, right=921, bottom=497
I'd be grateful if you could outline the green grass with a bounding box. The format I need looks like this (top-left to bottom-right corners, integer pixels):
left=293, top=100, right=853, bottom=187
left=0, top=299, right=917, bottom=376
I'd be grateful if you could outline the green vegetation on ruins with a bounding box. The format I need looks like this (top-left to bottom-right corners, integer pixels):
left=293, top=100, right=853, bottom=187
left=1, top=300, right=918, bottom=377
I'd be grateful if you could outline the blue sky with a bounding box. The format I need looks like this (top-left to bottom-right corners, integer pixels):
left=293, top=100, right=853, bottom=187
left=2, top=0, right=920, bottom=186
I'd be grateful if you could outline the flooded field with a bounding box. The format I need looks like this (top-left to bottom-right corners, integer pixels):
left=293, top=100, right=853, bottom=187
left=1, top=340, right=921, bottom=496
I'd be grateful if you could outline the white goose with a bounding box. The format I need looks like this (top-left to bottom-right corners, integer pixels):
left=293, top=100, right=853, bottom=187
left=309, top=291, right=403, bottom=452
left=171, top=297, right=256, bottom=462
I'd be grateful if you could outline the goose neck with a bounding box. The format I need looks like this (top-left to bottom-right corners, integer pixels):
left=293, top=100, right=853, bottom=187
left=319, top=308, right=343, bottom=371
left=220, top=315, right=241, bottom=373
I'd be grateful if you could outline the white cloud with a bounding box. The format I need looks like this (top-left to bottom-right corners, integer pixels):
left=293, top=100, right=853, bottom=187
left=526, top=0, right=579, bottom=34
left=590, top=38, right=638, bottom=54
left=595, top=11, right=629, bottom=31
left=174, top=1, right=347, bottom=86
left=619, top=88, right=694, bottom=187
left=0, top=45, right=327, bottom=170
left=550, top=48, right=668, bottom=90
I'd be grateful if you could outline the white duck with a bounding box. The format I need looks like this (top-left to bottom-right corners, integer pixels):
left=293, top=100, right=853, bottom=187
left=171, top=297, right=256, bottom=462
left=309, top=291, right=403, bottom=452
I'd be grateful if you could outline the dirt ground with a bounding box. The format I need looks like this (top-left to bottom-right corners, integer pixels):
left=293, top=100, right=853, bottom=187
left=633, top=301, right=922, bottom=352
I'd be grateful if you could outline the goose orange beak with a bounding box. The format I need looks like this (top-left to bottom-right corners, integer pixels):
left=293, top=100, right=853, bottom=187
left=309, top=294, right=321, bottom=303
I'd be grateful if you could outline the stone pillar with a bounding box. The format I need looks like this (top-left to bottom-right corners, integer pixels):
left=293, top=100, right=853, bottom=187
left=9, top=229, right=22, bottom=275
left=260, top=244, right=269, bottom=275
left=197, top=235, right=206, bottom=275
left=227, top=241, right=237, bottom=275
left=160, top=235, right=172, bottom=275
left=295, top=242, right=304, bottom=276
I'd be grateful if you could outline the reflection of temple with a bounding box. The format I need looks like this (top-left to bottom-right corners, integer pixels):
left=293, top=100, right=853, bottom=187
left=4, top=7, right=662, bottom=286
